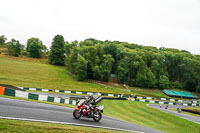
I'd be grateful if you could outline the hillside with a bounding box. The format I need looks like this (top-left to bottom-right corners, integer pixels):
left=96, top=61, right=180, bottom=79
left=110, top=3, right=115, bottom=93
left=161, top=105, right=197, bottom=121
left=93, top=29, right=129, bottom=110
left=0, top=56, right=126, bottom=94
left=1, top=54, right=200, bottom=98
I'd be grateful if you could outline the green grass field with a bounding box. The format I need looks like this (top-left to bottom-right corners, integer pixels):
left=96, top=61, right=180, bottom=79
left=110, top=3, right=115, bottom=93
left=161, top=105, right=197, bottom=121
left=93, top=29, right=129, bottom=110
left=100, top=100, right=200, bottom=133
left=0, top=119, right=127, bottom=133
left=0, top=57, right=127, bottom=94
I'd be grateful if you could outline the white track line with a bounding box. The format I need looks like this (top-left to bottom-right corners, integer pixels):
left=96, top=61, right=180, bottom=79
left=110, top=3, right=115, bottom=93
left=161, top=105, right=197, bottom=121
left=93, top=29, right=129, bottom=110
left=0, top=116, right=144, bottom=133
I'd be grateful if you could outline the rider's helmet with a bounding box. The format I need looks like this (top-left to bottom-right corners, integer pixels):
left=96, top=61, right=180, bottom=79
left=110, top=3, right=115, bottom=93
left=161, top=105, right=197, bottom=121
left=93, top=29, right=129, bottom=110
left=88, top=93, right=93, bottom=100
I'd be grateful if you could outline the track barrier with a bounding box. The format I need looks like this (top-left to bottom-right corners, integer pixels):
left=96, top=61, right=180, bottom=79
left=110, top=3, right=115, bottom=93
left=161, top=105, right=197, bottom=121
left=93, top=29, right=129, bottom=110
left=1, top=86, right=199, bottom=106
left=18, top=86, right=200, bottom=104
left=18, top=87, right=130, bottom=98
left=128, top=97, right=200, bottom=106
left=1, top=87, right=78, bottom=105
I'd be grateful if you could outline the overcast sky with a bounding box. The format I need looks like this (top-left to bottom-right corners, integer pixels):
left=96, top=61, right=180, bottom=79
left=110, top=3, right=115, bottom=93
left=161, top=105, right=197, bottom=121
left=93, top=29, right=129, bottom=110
left=0, top=0, right=200, bottom=54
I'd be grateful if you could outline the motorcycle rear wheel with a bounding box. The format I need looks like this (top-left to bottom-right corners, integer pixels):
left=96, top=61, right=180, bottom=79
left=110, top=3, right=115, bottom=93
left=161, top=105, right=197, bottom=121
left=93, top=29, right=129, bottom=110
left=93, top=111, right=102, bottom=122
left=73, top=110, right=81, bottom=119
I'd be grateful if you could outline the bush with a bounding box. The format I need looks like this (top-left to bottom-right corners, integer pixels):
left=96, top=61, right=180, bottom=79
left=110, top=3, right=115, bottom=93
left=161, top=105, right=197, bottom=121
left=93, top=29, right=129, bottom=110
left=171, top=81, right=183, bottom=89
left=184, top=80, right=197, bottom=92
left=22, top=51, right=28, bottom=56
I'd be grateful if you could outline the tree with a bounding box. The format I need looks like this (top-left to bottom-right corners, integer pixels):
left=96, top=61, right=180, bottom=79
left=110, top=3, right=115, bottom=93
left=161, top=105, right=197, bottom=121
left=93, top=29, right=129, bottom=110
left=0, top=35, right=7, bottom=46
left=65, top=47, right=79, bottom=73
left=151, top=59, right=160, bottom=78
left=144, top=68, right=156, bottom=88
left=79, top=46, right=100, bottom=79
left=6, top=39, right=21, bottom=56
left=80, top=39, right=95, bottom=47
left=136, top=60, right=147, bottom=87
left=80, top=46, right=100, bottom=66
left=158, top=75, right=170, bottom=89
left=26, top=38, right=41, bottom=51
left=65, top=40, right=78, bottom=56
left=13, top=41, right=21, bottom=57
left=136, top=60, right=156, bottom=88
left=75, top=56, right=88, bottom=81
left=26, top=38, right=43, bottom=58
left=184, top=79, right=197, bottom=92
left=28, top=42, right=42, bottom=58
left=99, top=54, right=114, bottom=81
left=165, top=52, right=183, bottom=81
left=196, top=81, right=200, bottom=93
left=7, top=39, right=16, bottom=56
left=117, top=57, right=129, bottom=83
left=93, top=65, right=101, bottom=80
left=49, top=35, right=65, bottom=65
left=104, top=43, right=118, bottom=73
left=87, top=61, right=94, bottom=79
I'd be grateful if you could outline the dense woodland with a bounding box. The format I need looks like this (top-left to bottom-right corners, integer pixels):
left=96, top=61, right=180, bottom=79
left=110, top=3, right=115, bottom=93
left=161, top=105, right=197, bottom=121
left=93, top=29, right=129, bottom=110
left=0, top=35, right=200, bottom=92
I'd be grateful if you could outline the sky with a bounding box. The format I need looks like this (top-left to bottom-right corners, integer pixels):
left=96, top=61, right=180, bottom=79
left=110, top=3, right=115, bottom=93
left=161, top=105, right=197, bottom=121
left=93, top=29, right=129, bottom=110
left=0, top=0, right=200, bottom=54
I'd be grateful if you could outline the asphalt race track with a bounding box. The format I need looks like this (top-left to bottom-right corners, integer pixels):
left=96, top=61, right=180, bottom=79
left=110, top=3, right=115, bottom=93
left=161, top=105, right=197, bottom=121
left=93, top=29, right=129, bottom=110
left=0, top=97, right=163, bottom=133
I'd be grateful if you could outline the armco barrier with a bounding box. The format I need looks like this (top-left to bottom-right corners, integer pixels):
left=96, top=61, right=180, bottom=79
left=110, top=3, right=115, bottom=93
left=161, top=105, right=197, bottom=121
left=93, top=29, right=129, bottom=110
left=135, top=96, right=200, bottom=104
left=1, top=86, right=199, bottom=106
left=19, top=87, right=199, bottom=104
left=136, top=96, right=181, bottom=103
left=128, top=97, right=200, bottom=106
left=0, top=87, right=78, bottom=105
left=18, top=87, right=129, bottom=98
left=128, top=97, right=176, bottom=105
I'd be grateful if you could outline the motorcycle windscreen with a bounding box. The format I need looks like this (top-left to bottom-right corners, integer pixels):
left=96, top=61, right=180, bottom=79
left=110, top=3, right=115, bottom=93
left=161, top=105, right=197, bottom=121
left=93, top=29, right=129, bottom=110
left=78, top=99, right=85, bottom=106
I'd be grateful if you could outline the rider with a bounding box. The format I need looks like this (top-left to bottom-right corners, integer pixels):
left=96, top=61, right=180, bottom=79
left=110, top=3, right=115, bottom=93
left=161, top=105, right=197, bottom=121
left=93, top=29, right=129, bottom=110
left=85, top=94, right=96, bottom=116
left=86, top=94, right=96, bottom=105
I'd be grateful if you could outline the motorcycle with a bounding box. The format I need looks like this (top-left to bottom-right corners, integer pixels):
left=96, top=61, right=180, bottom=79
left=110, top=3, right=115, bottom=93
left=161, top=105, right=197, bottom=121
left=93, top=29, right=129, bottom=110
left=73, top=99, right=104, bottom=122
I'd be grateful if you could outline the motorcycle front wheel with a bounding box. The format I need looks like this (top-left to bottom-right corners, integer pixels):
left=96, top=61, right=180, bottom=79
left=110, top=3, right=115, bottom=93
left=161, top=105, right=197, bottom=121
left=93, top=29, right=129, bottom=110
left=73, top=110, right=81, bottom=119
left=93, top=111, right=102, bottom=122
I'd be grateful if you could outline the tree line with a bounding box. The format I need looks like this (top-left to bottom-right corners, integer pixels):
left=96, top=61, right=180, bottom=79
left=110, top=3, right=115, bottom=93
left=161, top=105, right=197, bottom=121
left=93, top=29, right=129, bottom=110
left=65, top=39, right=200, bottom=92
left=0, top=35, right=200, bottom=92
left=0, top=35, right=47, bottom=58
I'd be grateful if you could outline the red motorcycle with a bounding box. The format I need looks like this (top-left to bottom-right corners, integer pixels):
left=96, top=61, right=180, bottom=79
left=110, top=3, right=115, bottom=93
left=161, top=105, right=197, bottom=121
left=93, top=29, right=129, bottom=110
left=73, top=99, right=104, bottom=122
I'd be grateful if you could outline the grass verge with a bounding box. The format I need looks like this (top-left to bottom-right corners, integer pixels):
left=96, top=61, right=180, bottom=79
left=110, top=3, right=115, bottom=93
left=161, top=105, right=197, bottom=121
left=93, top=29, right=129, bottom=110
left=100, top=100, right=200, bottom=133
left=0, top=119, right=127, bottom=133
